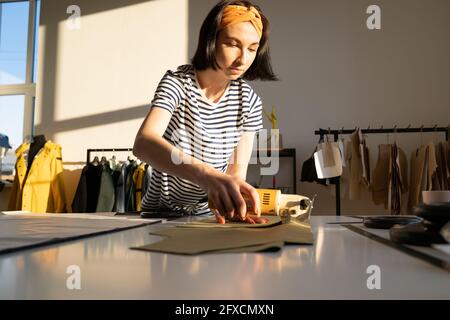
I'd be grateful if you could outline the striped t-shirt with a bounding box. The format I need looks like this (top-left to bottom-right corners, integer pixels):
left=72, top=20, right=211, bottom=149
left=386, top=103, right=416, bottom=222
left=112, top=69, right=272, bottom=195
left=141, top=64, right=263, bottom=215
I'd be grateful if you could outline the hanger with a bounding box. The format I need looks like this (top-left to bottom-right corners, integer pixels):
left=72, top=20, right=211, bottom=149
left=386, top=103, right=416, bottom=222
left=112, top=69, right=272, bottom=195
left=318, top=128, right=325, bottom=143
left=92, top=155, right=100, bottom=165
left=339, top=126, right=344, bottom=139
left=362, top=125, right=370, bottom=140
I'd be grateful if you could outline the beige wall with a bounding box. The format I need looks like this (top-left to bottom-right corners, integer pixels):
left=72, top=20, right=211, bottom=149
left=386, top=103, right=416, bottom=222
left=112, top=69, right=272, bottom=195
left=2, top=0, right=449, bottom=214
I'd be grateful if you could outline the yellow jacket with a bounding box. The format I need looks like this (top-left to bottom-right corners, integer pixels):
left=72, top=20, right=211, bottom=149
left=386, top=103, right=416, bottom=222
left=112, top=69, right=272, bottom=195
left=8, top=141, right=67, bottom=213
left=133, top=163, right=146, bottom=212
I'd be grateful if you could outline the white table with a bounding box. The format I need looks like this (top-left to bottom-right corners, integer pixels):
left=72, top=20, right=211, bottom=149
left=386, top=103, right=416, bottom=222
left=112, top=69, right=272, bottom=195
left=0, top=216, right=449, bottom=299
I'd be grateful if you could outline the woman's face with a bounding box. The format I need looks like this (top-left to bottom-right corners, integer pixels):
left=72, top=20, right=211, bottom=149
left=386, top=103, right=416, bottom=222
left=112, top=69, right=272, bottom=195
left=215, top=21, right=261, bottom=80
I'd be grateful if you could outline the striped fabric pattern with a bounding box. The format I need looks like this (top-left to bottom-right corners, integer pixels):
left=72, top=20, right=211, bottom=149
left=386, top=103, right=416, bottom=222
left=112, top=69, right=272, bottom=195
left=141, top=64, right=263, bottom=215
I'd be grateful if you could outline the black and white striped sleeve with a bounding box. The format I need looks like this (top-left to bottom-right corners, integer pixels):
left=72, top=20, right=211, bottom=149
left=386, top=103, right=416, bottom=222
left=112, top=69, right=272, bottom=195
left=150, top=70, right=184, bottom=114
left=243, top=91, right=263, bottom=132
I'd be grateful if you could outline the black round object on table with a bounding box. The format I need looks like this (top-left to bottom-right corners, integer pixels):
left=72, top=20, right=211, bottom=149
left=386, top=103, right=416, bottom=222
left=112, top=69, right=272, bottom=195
left=363, top=215, right=423, bottom=229
left=390, top=222, right=447, bottom=246
left=413, top=203, right=450, bottom=227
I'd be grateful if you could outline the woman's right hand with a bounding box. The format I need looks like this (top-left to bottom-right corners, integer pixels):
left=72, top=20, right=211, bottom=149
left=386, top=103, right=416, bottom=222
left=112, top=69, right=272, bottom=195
left=198, top=168, right=262, bottom=224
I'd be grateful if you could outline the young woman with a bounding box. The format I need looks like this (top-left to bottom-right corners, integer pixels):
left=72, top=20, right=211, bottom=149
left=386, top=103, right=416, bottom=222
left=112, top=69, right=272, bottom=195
left=133, top=0, right=277, bottom=223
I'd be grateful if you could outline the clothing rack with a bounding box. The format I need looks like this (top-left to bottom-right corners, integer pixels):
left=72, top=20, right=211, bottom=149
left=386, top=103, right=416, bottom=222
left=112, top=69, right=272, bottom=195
left=86, top=148, right=133, bottom=164
left=313, top=125, right=450, bottom=216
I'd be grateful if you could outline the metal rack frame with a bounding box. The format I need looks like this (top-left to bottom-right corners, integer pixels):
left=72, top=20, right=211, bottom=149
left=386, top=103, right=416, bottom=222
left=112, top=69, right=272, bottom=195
left=86, top=148, right=133, bottom=164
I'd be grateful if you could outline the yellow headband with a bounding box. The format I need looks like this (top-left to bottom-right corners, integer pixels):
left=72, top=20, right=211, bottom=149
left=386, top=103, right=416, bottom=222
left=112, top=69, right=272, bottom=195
left=219, top=5, right=263, bottom=39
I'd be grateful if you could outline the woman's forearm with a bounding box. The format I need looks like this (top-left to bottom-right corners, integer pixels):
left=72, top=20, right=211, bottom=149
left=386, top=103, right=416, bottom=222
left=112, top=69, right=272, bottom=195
left=133, top=134, right=214, bottom=186
left=226, top=162, right=248, bottom=181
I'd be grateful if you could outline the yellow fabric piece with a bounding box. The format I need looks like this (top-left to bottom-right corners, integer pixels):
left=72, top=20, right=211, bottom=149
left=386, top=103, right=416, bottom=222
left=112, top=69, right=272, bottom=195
left=220, top=5, right=263, bottom=38
left=8, top=141, right=67, bottom=213
left=133, top=163, right=146, bottom=212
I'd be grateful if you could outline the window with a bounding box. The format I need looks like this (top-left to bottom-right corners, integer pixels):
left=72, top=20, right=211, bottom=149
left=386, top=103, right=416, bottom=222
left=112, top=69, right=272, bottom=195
left=0, top=94, right=24, bottom=175
left=0, top=1, right=29, bottom=85
left=0, top=0, right=40, bottom=178
left=32, top=0, right=39, bottom=83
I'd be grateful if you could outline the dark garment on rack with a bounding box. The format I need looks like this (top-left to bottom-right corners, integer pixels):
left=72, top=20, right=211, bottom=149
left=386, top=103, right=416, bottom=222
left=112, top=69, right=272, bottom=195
left=71, top=166, right=88, bottom=213
left=407, top=145, right=427, bottom=212
left=389, top=145, right=401, bottom=214
left=427, top=143, right=438, bottom=191
left=300, top=152, right=338, bottom=186
left=301, top=155, right=318, bottom=183
left=361, top=138, right=371, bottom=187
left=115, top=162, right=128, bottom=213
left=25, top=134, right=47, bottom=178
left=435, top=143, right=443, bottom=190
left=441, top=142, right=449, bottom=189
left=96, top=164, right=115, bottom=212
left=447, top=142, right=450, bottom=183
left=372, top=144, right=390, bottom=208
left=434, top=142, right=449, bottom=190
left=372, top=144, right=408, bottom=214
left=125, top=161, right=137, bottom=212
left=442, top=142, right=450, bottom=189
left=114, top=160, right=137, bottom=213
left=348, top=129, right=364, bottom=200
left=111, top=167, right=121, bottom=211
left=72, top=163, right=102, bottom=213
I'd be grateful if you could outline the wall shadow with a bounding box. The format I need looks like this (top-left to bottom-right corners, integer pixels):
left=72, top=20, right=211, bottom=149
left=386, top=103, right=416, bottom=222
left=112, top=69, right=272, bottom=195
left=38, top=0, right=155, bottom=141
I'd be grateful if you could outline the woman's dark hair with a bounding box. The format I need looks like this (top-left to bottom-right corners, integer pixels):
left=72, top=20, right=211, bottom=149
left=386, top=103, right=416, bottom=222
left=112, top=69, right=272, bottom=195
left=191, top=0, right=277, bottom=81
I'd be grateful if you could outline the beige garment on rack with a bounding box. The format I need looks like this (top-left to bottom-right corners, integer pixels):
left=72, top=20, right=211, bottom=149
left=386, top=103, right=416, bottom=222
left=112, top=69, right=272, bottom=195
left=314, top=141, right=343, bottom=178
left=387, top=144, right=408, bottom=214
left=407, top=143, right=438, bottom=212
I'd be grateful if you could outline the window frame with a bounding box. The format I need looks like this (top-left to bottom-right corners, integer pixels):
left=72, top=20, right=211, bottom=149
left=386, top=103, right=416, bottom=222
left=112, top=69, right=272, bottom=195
left=0, top=0, right=39, bottom=144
